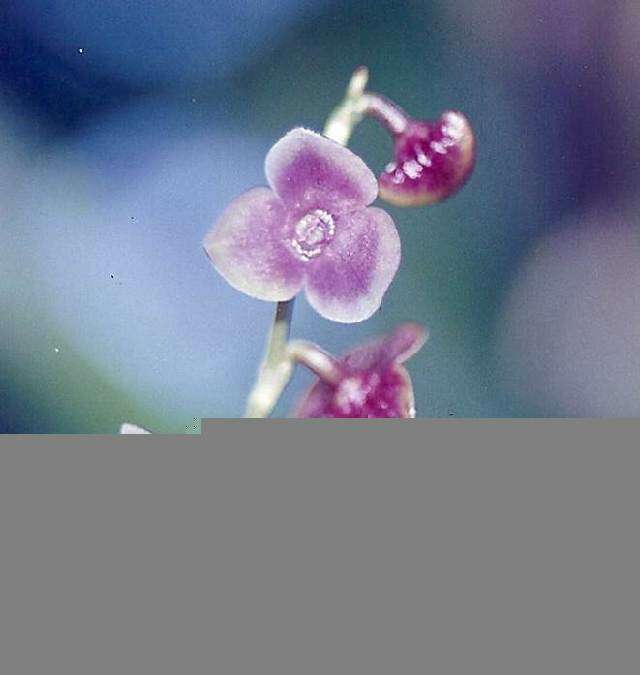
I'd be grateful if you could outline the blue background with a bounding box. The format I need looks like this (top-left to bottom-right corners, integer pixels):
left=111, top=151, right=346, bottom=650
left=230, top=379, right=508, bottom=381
left=2, top=0, right=639, bottom=430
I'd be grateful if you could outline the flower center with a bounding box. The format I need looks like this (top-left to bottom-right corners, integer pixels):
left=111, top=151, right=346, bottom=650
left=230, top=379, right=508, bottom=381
left=290, top=209, right=335, bottom=261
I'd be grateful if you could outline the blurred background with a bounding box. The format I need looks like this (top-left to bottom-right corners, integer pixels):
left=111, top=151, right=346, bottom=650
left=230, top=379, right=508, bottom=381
left=1, top=0, right=639, bottom=431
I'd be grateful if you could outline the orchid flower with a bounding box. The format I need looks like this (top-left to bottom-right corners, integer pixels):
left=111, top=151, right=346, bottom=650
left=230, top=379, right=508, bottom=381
left=291, top=323, right=427, bottom=418
left=203, top=127, right=401, bottom=323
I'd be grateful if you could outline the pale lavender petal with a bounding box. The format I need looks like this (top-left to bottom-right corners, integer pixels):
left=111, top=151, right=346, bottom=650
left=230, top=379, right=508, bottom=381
left=264, top=128, right=378, bottom=214
left=304, top=207, right=401, bottom=323
left=203, top=187, right=304, bottom=302
left=343, top=323, right=428, bottom=371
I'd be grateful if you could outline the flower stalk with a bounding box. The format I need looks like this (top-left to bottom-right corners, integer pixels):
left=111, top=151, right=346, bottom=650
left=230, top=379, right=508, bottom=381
left=325, top=66, right=410, bottom=141
left=244, top=299, right=294, bottom=417
left=322, top=65, right=369, bottom=145
left=287, top=340, right=342, bottom=385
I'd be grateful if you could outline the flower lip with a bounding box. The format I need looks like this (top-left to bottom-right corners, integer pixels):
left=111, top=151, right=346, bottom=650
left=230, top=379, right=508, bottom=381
left=293, top=322, right=427, bottom=418
left=378, top=110, right=475, bottom=207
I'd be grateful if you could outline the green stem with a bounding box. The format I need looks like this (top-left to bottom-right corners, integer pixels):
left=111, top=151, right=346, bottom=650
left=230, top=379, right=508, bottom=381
left=244, top=299, right=295, bottom=418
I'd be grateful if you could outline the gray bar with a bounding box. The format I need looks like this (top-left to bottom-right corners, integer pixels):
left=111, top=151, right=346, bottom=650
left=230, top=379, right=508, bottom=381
left=1, top=421, right=638, bottom=675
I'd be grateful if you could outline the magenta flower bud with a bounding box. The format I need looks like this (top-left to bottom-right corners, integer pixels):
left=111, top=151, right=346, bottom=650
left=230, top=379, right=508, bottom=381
left=204, top=128, right=401, bottom=323
left=292, top=323, right=427, bottom=418
left=378, top=110, right=475, bottom=207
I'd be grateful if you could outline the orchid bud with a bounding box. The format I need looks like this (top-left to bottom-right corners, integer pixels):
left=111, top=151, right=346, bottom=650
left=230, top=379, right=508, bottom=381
left=378, top=110, right=476, bottom=207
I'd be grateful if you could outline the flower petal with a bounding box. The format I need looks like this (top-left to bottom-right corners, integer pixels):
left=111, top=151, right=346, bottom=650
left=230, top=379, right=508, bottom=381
left=304, top=207, right=401, bottom=323
left=264, top=128, right=378, bottom=214
left=203, top=187, right=304, bottom=301
left=343, top=322, right=428, bottom=371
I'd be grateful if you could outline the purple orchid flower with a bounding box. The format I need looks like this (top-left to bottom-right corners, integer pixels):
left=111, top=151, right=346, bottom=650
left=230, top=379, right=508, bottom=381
left=292, top=322, right=427, bottom=418
left=203, top=128, right=401, bottom=323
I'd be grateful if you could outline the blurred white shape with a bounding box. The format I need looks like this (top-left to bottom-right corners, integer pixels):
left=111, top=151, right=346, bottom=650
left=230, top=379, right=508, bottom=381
left=498, top=208, right=640, bottom=416
left=120, top=423, right=151, bottom=434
